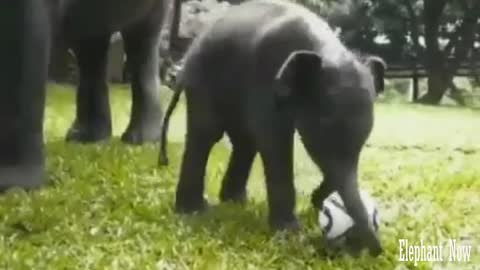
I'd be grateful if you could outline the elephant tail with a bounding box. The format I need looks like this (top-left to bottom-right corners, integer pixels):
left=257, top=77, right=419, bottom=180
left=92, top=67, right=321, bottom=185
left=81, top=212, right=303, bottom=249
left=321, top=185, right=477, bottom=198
left=158, top=86, right=183, bottom=167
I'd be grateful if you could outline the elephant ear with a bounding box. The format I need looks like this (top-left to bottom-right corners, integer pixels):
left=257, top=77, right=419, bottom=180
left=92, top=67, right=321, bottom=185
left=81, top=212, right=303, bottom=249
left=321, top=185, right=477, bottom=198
left=364, top=56, right=387, bottom=95
left=274, top=50, right=323, bottom=98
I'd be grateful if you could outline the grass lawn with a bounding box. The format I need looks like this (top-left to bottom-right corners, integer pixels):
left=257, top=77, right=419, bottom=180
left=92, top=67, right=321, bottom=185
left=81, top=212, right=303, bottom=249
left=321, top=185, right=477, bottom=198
left=0, top=84, right=479, bottom=269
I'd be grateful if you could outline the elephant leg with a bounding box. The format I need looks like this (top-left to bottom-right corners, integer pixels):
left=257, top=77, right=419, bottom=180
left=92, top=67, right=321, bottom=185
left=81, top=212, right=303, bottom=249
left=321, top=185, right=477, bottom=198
left=310, top=178, right=334, bottom=209
left=255, top=122, right=298, bottom=231
left=66, top=35, right=112, bottom=143
left=120, top=12, right=164, bottom=144
left=219, top=131, right=256, bottom=203
left=323, top=157, right=382, bottom=256
left=0, top=1, right=50, bottom=191
left=175, top=92, right=223, bottom=214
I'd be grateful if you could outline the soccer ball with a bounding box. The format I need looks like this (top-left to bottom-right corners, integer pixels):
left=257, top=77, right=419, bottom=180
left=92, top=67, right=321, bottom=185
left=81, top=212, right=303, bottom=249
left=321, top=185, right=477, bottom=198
left=318, top=190, right=380, bottom=246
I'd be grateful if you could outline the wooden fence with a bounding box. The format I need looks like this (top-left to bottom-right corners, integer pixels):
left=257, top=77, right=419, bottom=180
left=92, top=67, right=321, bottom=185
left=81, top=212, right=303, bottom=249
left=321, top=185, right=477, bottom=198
left=48, top=36, right=479, bottom=102
left=385, top=58, right=480, bottom=100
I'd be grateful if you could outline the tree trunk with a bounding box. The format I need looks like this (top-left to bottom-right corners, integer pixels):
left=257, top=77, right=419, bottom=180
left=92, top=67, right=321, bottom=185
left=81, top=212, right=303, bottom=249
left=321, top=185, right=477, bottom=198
left=419, top=66, right=448, bottom=104
left=418, top=0, right=448, bottom=104
left=419, top=0, right=479, bottom=105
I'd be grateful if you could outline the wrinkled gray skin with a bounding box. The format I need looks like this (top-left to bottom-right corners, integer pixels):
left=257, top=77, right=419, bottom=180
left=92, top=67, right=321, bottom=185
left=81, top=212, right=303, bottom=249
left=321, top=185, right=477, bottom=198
left=160, top=0, right=385, bottom=256
left=0, top=0, right=171, bottom=191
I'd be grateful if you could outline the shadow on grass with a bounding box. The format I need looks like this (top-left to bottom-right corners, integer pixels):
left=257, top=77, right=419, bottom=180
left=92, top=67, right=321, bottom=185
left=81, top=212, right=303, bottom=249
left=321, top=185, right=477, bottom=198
left=171, top=200, right=342, bottom=259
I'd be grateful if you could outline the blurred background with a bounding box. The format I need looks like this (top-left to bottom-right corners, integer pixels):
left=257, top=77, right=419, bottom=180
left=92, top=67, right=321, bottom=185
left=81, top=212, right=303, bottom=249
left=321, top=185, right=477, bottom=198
left=48, top=0, right=480, bottom=108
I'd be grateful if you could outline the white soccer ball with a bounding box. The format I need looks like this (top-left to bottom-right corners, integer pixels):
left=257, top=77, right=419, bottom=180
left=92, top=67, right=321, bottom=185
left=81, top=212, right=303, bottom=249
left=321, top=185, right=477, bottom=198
left=318, top=190, right=380, bottom=244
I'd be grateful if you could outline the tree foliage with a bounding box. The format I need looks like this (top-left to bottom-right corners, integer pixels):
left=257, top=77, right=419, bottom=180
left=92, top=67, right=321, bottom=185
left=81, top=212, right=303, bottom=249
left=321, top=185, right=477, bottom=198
left=152, top=0, right=480, bottom=104
left=318, top=0, right=480, bottom=104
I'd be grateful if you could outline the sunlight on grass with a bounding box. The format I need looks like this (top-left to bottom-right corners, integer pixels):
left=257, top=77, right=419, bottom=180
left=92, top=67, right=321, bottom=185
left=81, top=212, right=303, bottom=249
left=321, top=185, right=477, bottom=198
left=0, top=84, right=479, bottom=269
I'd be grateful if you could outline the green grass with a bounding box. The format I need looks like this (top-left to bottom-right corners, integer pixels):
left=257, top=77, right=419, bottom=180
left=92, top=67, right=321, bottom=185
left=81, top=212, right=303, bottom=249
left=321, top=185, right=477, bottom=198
left=0, top=84, right=479, bottom=269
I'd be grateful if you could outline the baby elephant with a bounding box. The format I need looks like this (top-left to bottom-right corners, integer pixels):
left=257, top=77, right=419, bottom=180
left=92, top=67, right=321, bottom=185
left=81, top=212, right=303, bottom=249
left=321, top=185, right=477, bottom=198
left=160, top=0, right=385, bottom=256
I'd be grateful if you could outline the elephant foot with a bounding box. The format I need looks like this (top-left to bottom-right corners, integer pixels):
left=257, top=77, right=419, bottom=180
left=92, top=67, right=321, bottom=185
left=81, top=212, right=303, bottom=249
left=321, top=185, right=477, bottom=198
left=219, top=189, right=247, bottom=204
left=121, top=116, right=162, bottom=145
left=66, top=121, right=112, bottom=143
left=345, top=225, right=383, bottom=257
left=270, top=215, right=301, bottom=232
left=0, top=163, right=44, bottom=193
left=175, top=196, right=209, bottom=215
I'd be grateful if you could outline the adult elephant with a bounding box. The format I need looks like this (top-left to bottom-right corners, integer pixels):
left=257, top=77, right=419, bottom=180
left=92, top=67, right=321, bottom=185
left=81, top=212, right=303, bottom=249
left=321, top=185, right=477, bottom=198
left=0, top=0, right=179, bottom=191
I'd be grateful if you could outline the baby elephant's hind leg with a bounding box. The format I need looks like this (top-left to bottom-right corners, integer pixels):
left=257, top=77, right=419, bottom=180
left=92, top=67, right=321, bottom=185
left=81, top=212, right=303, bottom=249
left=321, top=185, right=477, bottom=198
left=219, top=130, right=257, bottom=203
left=175, top=91, right=223, bottom=214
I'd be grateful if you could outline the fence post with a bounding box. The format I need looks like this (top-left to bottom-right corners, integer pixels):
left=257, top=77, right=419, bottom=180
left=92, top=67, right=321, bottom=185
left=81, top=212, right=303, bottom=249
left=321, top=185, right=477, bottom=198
left=412, top=72, right=419, bottom=101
